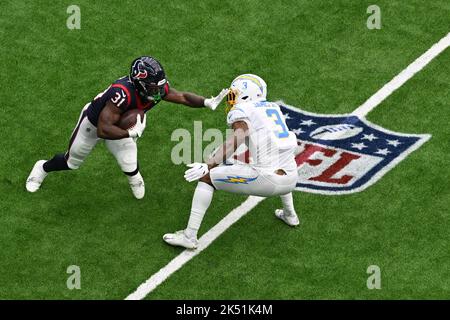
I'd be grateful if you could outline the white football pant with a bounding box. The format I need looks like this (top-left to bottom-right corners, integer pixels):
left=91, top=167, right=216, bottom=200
left=210, top=164, right=298, bottom=197
left=65, top=104, right=138, bottom=173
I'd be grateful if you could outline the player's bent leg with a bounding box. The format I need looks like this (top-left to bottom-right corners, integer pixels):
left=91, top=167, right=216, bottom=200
left=163, top=180, right=214, bottom=249
left=166, top=164, right=266, bottom=247
left=105, top=138, right=144, bottom=199
left=209, top=164, right=275, bottom=197
left=210, top=164, right=300, bottom=226
left=271, top=173, right=300, bottom=227
left=64, top=114, right=99, bottom=170
left=184, top=181, right=214, bottom=238
left=26, top=107, right=98, bottom=192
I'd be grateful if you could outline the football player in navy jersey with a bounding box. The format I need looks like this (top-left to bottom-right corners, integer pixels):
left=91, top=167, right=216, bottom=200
left=26, top=56, right=227, bottom=199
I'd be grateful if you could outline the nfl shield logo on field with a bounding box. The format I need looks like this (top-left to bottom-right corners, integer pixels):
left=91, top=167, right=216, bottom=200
left=278, top=102, right=431, bottom=195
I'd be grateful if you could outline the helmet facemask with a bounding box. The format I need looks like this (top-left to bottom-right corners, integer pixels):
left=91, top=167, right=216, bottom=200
left=137, top=79, right=166, bottom=102
left=225, top=87, right=253, bottom=113
left=225, top=88, right=238, bottom=113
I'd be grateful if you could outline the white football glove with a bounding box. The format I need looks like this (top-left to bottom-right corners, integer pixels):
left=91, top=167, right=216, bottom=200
left=128, top=114, right=147, bottom=139
left=204, top=88, right=229, bottom=111
left=184, top=163, right=209, bottom=182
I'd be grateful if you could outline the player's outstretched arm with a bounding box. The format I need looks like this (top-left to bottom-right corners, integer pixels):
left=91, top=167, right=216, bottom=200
left=206, top=121, right=249, bottom=170
left=164, top=87, right=228, bottom=110
left=163, top=87, right=205, bottom=107
left=97, top=102, right=136, bottom=140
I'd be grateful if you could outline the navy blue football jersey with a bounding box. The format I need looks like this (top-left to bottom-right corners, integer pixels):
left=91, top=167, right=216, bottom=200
left=86, top=76, right=169, bottom=126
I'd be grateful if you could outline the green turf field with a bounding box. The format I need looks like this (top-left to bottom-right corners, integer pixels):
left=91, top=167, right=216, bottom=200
left=0, top=0, right=449, bottom=299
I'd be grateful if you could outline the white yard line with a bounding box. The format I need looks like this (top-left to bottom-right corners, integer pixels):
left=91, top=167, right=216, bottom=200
left=125, top=32, right=450, bottom=300
left=353, top=32, right=450, bottom=118
left=125, top=196, right=265, bottom=300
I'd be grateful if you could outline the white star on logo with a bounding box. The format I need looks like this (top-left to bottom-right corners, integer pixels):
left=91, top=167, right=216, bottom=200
left=386, top=139, right=401, bottom=147
left=283, top=113, right=292, bottom=120
left=292, top=128, right=304, bottom=135
left=361, top=133, right=378, bottom=142
left=375, top=148, right=391, bottom=156
left=300, top=119, right=316, bottom=126
left=351, top=142, right=368, bottom=150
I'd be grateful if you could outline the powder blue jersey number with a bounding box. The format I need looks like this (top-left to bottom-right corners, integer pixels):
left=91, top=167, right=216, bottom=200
left=265, top=109, right=289, bottom=138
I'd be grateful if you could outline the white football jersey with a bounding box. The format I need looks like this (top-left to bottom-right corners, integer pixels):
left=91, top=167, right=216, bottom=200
left=227, top=100, right=298, bottom=174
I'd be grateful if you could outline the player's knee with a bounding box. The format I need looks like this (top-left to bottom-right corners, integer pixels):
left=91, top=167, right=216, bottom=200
left=200, top=173, right=213, bottom=186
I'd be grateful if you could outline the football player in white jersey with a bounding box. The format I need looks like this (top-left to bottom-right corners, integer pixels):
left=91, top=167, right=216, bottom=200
left=163, top=74, right=300, bottom=249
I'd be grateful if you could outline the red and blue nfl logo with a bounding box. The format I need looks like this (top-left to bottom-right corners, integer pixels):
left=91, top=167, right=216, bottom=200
left=279, top=103, right=431, bottom=195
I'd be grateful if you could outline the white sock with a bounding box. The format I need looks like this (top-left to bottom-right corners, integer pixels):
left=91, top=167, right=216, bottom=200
left=280, top=193, right=296, bottom=216
left=184, top=182, right=214, bottom=239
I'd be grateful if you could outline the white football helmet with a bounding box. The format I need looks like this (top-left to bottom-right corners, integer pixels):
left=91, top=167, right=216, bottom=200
left=226, top=74, right=267, bottom=110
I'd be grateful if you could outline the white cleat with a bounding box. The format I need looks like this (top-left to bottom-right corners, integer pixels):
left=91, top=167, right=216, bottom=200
left=128, top=172, right=145, bottom=199
left=163, top=230, right=198, bottom=249
left=26, top=160, right=48, bottom=193
left=275, top=209, right=300, bottom=227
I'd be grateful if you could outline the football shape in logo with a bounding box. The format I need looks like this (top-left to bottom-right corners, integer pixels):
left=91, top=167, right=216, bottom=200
left=310, top=124, right=363, bottom=140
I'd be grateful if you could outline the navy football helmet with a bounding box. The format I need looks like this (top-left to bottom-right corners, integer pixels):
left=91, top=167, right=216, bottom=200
left=129, top=56, right=167, bottom=102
